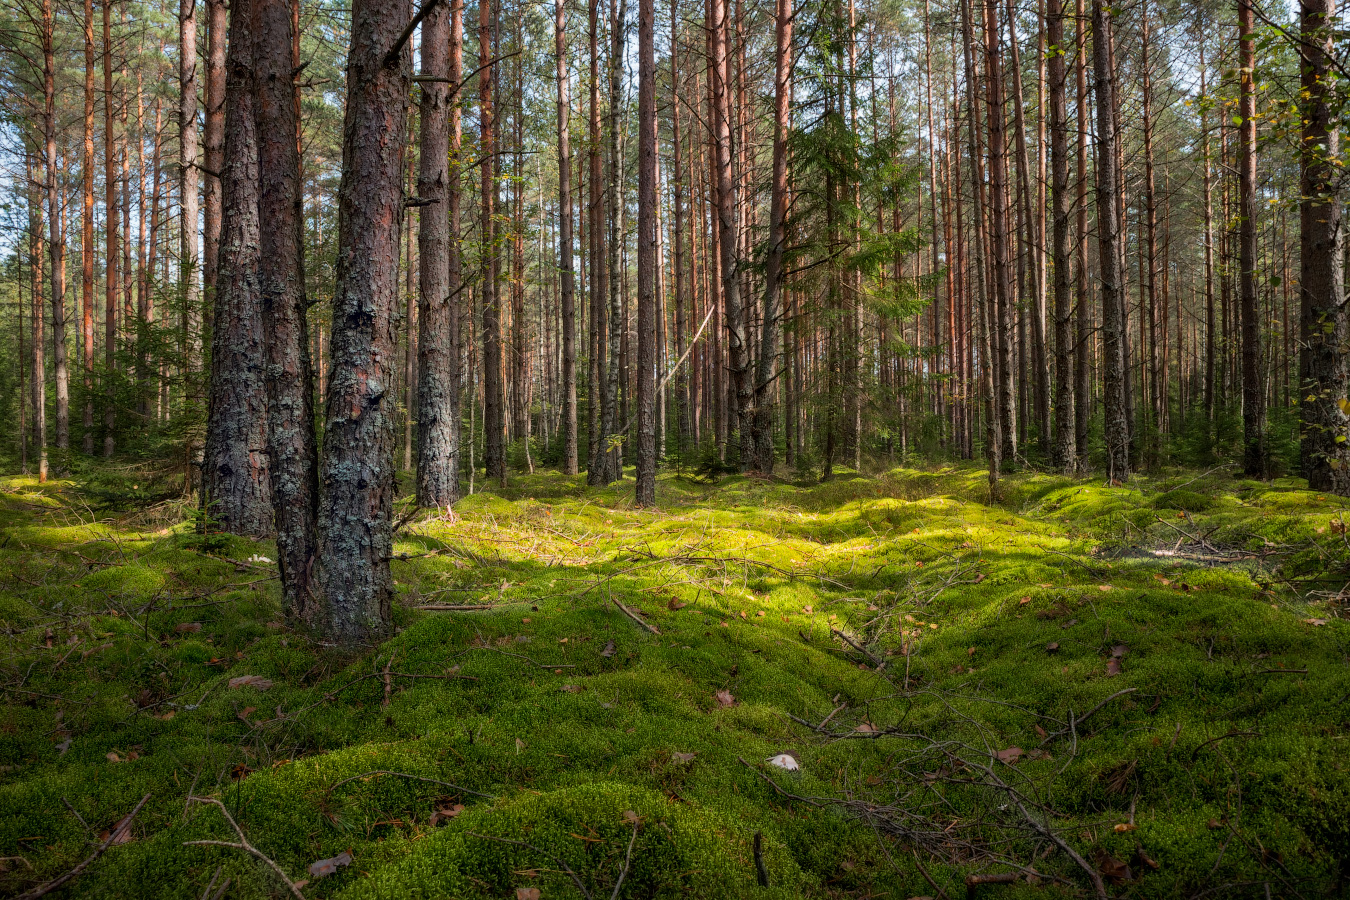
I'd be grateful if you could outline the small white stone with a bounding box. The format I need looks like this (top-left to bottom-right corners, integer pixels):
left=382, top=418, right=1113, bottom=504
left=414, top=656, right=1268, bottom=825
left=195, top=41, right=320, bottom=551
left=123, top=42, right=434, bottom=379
left=767, top=753, right=799, bottom=771
left=248, top=555, right=273, bottom=564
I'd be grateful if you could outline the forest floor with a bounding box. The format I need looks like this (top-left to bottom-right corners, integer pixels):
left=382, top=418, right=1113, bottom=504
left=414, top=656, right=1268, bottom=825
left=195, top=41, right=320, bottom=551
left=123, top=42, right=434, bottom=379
left=0, top=463, right=1348, bottom=899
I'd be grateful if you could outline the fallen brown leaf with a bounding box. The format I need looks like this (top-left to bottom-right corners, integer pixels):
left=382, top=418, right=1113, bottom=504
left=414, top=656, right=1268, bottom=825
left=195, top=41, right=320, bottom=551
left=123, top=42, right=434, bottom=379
left=228, top=675, right=273, bottom=691
left=600, top=640, right=616, bottom=657
left=714, top=689, right=736, bottom=708
left=309, top=850, right=353, bottom=878
left=995, top=747, right=1024, bottom=764
left=174, top=622, right=202, bottom=634
left=667, top=599, right=688, bottom=610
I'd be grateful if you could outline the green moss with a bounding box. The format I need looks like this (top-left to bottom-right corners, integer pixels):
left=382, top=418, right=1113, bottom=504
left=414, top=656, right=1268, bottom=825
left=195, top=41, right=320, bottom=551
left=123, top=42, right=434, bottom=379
left=1, top=467, right=1347, bottom=898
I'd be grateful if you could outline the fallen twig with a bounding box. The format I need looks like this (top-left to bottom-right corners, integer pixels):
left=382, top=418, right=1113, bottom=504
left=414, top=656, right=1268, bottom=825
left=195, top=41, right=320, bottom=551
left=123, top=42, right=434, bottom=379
left=16, top=793, right=150, bottom=900
left=1190, top=731, right=1260, bottom=762
left=611, top=594, right=661, bottom=635
left=466, top=832, right=592, bottom=899
left=183, top=796, right=305, bottom=900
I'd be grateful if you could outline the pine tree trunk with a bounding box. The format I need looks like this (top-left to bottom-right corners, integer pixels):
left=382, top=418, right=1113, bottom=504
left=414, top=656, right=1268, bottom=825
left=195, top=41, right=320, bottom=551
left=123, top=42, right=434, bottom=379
left=1298, top=0, right=1349, bottom=493
left=601, top=0, right=625, bottom=482
left=82, top=0, right=96, bottom=454
left=586, top=0, right=607, bottom=484
left=203, top=0, right=226, bottom=305
left=982, top=0, right=1016, bottom=464
left=203, top=0, right=273, bottom=538
left=41, top=0, right=68, bottom=452
left=481, top=0, right=507, bottom=486
left=253, top=0, right=319, bottom=610
left=103, top=1, right=118, bottom=457
left=557, top=0, right=579, bottom=475
left=29, top=153, right=48, bottom=482
left=416, top=0, right=459, bottom=507
left=1238, top=0, right=1267, bottom=477
left=180, top=0, right=200, bottom=380
left=751, top=0, right=791, bottom=474
left=313, top=0, right=411, bottom=641
left=1073, top=0, right=1090, bottom=464
left=1048, top=0, right=1075, bottom=472
left=635, top=0, right=657, bottom=504
left=1092, top=0, right=1129, bottom=483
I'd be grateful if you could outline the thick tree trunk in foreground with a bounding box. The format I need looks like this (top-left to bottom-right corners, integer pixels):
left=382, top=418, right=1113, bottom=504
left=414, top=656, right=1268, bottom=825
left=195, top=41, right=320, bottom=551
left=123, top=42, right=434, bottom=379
left=255, top=0, right=319, bottom=617
left=203, top=0, right=273, bottom=538
left=416, top=0, right=459, bottom=508
left=314, top=0, right=411, bottom=642
left=557, top=0, right=579, bottom=476
left=635, top=0, right=657, bottom=505
left=1092, top=0, right=1129, bottom=483
left=1298, top=0, right=1350, bottom=493
left=1238, top=0, right=1267, bottom=477
left=751, top=0, right=791, bottom=474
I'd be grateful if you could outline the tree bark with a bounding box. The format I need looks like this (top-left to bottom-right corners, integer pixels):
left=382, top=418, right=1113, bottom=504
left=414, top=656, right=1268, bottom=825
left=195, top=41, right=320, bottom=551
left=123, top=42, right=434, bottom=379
left=41, top=0, right=68, bottom=452
left=1238, top=0, right=1267, bottom=477
left=203, top=0, right=226, bottom=305
left=1092, top=0, right=1129, bottom=483
left=202, top=0, right=273, bottom=538
left=481, top=0, right=507, bottom=486
left=1048, top=0, right=1074, bottom=471
left=104, top=0, right=118, bottom=457
left=181, top=0, right=201, bottom=380
left=556, top=0, right=578, bottom=475
left=255, top=0, right=320, bottom=617
left=314, top=0, right=411, bottom=641
left=751, top=0, right=791, bottom=474
left=635, top=0, right=657, bottom=504
left=82, top=0, right=96, bottom=454
left=416, top=0, right=460, bottom=507
left=982, top=0, right=1016, bottom=464
left=29, top=152, right=48, bottom=482
left=1298, top=0, right=1350, bottom=492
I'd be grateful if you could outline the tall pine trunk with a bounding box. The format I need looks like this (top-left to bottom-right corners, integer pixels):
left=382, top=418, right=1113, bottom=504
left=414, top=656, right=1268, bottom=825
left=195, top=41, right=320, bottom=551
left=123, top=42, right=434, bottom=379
left=1237, top=0, right=1267, bottom=477
left=635, top=0, right=658, bottom=504
left=1048, top=0, right=1075, bottom=471
left=416, top=0, right=459, bottom=507
left=203, top=0, right=273, bottom=538
left=314, top=0, right=412, bottom=641
left=1298, top=0, right=1350, bottom=492
left=556, top=0, right=579, bottom=475
left=1092, top=0, right=1129, bottom=483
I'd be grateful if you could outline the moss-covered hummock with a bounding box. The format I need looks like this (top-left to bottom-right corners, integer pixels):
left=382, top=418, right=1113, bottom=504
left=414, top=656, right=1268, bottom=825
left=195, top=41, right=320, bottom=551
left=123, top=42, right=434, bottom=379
left=1, top=466, right=1347, bottom=898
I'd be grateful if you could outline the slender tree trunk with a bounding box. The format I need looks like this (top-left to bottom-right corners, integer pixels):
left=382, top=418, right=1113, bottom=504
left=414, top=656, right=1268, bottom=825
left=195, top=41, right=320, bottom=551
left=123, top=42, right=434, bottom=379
left=41, top=0, right=68, bottom=452
left=481, top=0, right=507, bottom=486
left=29, top=153, right=48, bottom=482
left=635, top=0, right=658, bottom=504
left=752, top=0, right=791, bottom=474
left=203, top=0, right=273, bottom=538
left=709, top=0, right=749, bottom=466
left=1141, top=5, right=1161, bottom=462
left=203, top=0, right=226, bottom=305
left=103, top=1, right=118, bottom=457
left=1048, top=0, right=1074, bottom=471
left=600, top=0, right=625, bottom=482
left=982, top=0, right=1016, bottom=463
left=314, top=0, right=411, bottom=641
left=1200, top=41, right=1216, bottom=424
left=416, top=0, right=459, bottom=507
left=181, top=0, right=200, bottom=381
left=447, top=0, right=464, bottom=497
left=1298, top=0, right=1349, bottom=492
left=82, top=0, right=96, bottom=454
left=1073, top=0, right=1090, bottom=463
left=1237, top=0, right=1267, bottom=477
left=1092, top=0, right=1129, bottom=482
left=254, top=0, right=319, bottom=615
left=586, top=0, right=607, bottom=483
left=556, top=0, right=579, bottom=475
